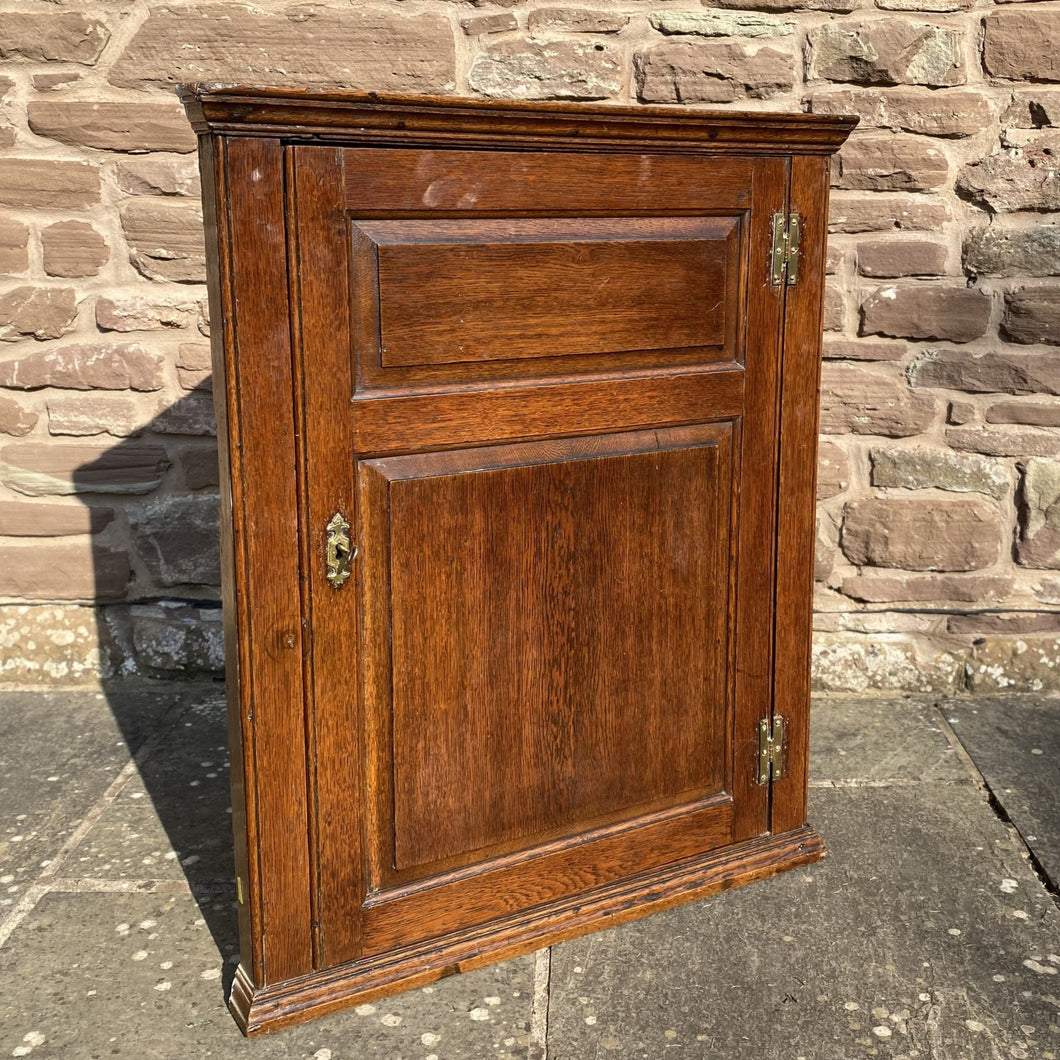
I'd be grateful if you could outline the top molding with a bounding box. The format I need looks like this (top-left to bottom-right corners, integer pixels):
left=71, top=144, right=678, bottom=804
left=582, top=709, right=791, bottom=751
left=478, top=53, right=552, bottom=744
left=179, top=85, right=856, bottom=156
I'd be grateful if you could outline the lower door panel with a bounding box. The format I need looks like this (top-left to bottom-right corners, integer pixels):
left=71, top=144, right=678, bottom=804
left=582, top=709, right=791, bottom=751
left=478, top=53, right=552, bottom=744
left=355, top=424, right=741, bottom=953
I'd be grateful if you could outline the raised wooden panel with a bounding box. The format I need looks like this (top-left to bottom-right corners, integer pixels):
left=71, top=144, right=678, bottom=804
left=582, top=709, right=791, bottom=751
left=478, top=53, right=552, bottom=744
left=354, top=217, right=736, bottom=369
left=360, top=425, right=734, bottom=881
left=345, top=147, right=751, bottom=392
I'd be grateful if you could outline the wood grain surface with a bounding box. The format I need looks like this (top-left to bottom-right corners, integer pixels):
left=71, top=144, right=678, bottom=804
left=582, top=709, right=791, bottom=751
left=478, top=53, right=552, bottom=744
left=182, top=85, right=856, bottom=155
left=771, top=154, right=833, bottom=838
left=379, top=427, right=732, bottom=874
left=289, top=145, right=365, bottom=968
left=229, top=826, right=826, bottom=1036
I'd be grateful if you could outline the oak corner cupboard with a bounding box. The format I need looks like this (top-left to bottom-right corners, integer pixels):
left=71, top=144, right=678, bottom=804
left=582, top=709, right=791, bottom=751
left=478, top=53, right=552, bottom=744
left=180, top=85, right=855, bottom=1036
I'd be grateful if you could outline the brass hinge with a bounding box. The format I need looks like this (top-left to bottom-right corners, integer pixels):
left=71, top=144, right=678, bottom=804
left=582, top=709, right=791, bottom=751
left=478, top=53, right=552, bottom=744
left=757, top=715, right=787, bottom=785
left=770, top=212, right=801, bottom=287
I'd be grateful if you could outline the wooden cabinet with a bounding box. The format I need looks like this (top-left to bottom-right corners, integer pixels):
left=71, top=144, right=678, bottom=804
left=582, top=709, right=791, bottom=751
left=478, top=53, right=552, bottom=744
left=181, top=87, right=854, bottom=1035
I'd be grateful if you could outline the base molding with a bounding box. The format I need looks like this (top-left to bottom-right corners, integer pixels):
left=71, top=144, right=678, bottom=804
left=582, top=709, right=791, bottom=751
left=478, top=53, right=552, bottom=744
left=229, top=825, right=824, bottom=1036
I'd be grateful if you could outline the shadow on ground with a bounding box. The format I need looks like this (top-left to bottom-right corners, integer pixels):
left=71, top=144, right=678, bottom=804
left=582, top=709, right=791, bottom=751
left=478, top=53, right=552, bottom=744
left=70, top=385, right=238, bottom=976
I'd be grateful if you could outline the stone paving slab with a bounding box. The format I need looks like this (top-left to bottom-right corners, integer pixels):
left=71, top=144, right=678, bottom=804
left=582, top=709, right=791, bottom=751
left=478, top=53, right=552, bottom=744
left=0, top=686, right=539, bottom=1057
left=0, top=888, right=536, bottom=1060
left=547, top=784, right=1060, bottom=1060
left=0, top=690, right=179, bottom=907
left=942, top=696, right=1060, bottom=891
left=809, top=697, right=967, bottom=785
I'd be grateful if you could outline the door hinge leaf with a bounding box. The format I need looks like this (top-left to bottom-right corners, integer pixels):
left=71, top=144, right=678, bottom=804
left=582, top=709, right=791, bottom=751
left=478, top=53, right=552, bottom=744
left=757, top=715, right=787, bottom=785
left=769, top=212, right=801, bottom=287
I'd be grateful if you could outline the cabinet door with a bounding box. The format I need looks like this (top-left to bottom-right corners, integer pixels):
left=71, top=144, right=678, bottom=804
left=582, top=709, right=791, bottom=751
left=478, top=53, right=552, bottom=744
left=290, top=144, right=790, bottom=968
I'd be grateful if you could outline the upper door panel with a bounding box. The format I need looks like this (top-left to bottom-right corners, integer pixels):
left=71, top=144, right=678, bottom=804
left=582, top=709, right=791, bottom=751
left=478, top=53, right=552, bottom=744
left=343, top=147, right=750, bottom=392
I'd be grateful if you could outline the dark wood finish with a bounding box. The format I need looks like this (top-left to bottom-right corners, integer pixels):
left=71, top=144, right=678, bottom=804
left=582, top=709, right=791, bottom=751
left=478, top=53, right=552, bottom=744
left=182, top=85, right=855, bottom=155
left=731, top=157, right=786, bottom=844
left=198, top=133, right=257, bottom=978
left=288, top=146, right=364, bottom=967
left=183, top=87, right=854, bottom=1036
left=229, top=826, right=825, bottom=1036
left=351, top=370, right=746, bottom=452
left=345, top=147, right=748, bottom=393
left=342, top=147, right=753, bottom=213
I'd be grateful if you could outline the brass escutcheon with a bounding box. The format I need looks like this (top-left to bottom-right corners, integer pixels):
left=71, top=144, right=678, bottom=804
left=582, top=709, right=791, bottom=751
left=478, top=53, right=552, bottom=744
left=325, top=512, right=353, bottom=589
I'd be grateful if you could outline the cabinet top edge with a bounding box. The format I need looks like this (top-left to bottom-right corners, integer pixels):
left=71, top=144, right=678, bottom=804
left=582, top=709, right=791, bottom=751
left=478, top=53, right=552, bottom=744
left=179, top=85, right=856, bottom=154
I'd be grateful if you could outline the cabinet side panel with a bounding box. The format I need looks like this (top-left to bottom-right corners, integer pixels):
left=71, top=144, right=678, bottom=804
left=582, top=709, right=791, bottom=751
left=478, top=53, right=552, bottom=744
left=772, top=154, right=831, bottom=836
left=224, top=136, right=314, bottom=983
left=199, top=133, right=257, bottom=981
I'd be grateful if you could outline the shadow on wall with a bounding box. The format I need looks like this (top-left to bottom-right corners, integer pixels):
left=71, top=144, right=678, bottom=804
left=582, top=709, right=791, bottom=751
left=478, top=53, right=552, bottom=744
left=71, top=378, right=239, bottom=981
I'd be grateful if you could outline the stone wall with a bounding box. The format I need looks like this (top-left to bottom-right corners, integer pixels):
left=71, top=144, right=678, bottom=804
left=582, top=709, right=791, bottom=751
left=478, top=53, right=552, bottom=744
left=0, top=0, right=1057, bottom=691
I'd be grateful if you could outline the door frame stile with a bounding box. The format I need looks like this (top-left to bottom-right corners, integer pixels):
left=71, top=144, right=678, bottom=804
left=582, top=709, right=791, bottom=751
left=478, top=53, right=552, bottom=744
left=730, top=154, right=789, bottom=843
left=290, top=145, right=366, bottom=969
left=284, top=142, right=321, bottom=970
left=770, top=152, right=834, bottom=837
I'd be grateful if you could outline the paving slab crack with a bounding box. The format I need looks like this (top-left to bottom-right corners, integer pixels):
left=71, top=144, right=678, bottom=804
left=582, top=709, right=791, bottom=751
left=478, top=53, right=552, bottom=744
left=809, top=778, right=967, bottom=789
left=529, top=946, right=551, bottom=1060
left=44, top=877, right=232, bottom=896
